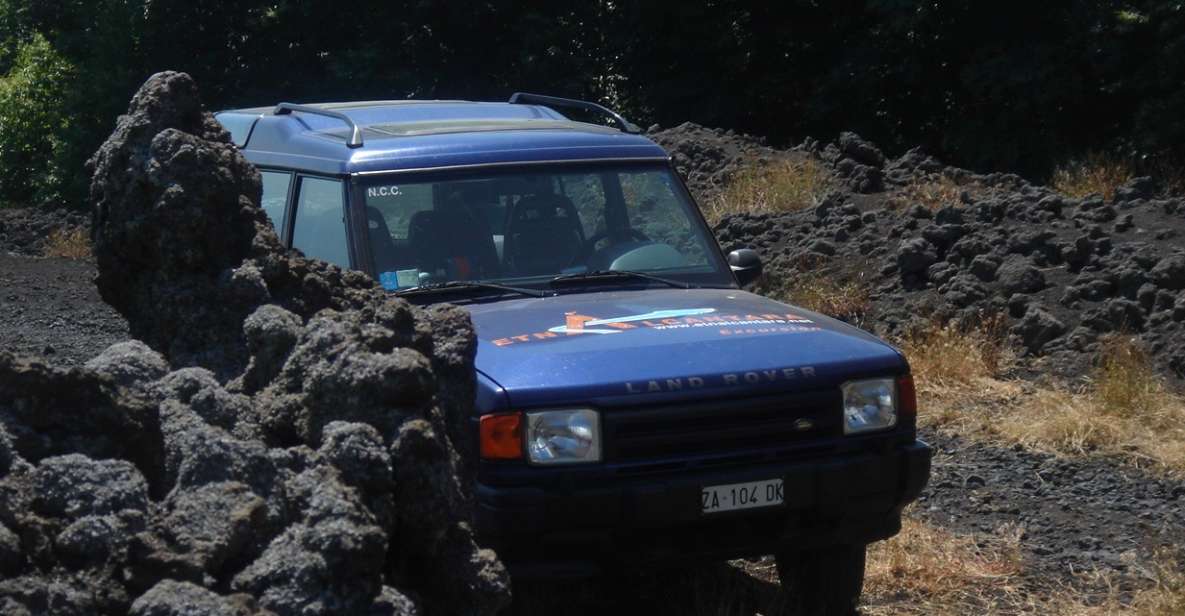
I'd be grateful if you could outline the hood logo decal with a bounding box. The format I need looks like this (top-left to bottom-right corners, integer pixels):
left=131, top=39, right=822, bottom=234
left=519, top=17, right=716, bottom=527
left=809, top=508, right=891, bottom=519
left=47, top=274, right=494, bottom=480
left=625, top=365, right=818, bottom=394
left=490, top=308, right=817, bottom=347
left=551, top=308, right=717, bottom=335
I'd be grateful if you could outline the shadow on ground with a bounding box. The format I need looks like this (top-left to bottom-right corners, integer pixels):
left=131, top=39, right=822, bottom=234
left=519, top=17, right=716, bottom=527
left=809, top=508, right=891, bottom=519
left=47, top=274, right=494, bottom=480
left=504, top=562, right=802, bottom=616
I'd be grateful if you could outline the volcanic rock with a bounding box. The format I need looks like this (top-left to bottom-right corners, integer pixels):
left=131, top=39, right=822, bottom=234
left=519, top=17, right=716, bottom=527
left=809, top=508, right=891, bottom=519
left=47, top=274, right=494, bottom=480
left=0, top=71, right=509, bottom=615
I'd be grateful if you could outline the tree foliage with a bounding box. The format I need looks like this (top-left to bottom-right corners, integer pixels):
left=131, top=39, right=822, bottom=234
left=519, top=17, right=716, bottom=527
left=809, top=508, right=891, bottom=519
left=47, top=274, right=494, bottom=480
left=1, top=0, right=1184, bottom=208
left=0, top=32, right=75, bottom=205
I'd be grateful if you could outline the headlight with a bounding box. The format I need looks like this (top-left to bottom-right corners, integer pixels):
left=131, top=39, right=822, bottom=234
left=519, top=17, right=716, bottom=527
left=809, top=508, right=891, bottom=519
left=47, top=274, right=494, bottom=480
left=842, top=378, right=898, bottom=435
left=526, top=409, right=601, bottom=465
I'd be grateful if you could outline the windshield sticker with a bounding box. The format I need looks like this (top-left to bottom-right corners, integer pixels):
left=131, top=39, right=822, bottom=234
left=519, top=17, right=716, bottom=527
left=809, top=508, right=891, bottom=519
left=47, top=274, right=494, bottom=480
left=490, top=308, right=818, bottom=347
left=379, top=269, right=421, bottom=290
left=367, top=185, right=403, bottom=198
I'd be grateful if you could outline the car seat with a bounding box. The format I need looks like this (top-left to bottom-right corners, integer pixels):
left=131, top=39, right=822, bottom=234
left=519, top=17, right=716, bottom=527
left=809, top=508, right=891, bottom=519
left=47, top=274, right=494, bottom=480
left=503, top=194, right=585, bottom=276
left=407, top=202, right=500, bottom=281
left=366, top=206, right=403, bottom=272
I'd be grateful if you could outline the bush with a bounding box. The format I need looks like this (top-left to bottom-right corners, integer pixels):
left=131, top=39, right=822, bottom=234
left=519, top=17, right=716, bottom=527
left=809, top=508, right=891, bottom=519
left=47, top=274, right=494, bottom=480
left=0, top=32, right=75, bottom=207
left=1051, top=152, right=1134, bottom=201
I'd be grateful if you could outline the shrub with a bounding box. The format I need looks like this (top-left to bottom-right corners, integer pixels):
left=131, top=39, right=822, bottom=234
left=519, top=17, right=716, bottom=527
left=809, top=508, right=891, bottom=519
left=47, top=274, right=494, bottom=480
left=1051, top=152, right=1134, bottom=201
left=704, top=157, right=831, bottom=226
left=1091, top=335, right=1164, bottom=418
left=0, top=32, right=75, bottom=207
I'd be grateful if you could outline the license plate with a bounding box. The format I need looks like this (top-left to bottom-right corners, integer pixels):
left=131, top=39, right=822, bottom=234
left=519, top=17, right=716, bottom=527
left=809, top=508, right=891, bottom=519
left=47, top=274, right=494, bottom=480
left=701, top=478, right=784, bottom=514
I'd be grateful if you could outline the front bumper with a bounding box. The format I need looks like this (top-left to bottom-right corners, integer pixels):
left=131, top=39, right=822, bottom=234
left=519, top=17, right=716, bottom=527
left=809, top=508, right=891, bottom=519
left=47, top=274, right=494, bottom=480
left=476, top=440, right=931, bottom=578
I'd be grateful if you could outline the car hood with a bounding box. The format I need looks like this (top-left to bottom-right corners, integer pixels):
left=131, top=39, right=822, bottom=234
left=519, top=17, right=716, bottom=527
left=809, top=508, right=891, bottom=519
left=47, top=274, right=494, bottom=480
left=464, top=288, right=905, bottom=409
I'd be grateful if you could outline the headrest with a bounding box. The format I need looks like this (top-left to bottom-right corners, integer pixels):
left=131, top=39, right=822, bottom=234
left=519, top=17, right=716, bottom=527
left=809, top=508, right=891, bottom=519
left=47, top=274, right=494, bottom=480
left=512, top=194, right=576, bottom=222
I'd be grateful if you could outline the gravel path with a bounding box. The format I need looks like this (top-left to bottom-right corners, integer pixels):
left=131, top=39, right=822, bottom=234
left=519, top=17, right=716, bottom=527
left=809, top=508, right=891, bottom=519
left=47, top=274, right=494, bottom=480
left=0, top=253, right=128, bottom=365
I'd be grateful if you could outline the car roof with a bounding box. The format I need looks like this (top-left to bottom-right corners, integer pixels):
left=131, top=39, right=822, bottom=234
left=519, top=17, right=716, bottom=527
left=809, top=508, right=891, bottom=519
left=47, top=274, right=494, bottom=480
left=216, top=100, right=668, bottom=176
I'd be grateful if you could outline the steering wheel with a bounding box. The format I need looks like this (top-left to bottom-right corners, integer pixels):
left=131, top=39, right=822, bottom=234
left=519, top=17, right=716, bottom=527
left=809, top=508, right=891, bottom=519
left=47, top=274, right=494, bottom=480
left=578, top=228, right=650, bottom=262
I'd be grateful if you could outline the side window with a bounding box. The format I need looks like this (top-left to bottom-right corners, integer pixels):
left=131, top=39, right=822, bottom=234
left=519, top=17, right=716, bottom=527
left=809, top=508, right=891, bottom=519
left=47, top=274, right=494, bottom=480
left=292, top=177, right=349, bottom=268
left=259, top=171, right=291, bottom=233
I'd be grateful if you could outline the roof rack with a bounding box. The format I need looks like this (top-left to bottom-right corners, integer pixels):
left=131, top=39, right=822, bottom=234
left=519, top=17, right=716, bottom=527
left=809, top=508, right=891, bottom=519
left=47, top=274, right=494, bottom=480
left=274, top=102, right=364, bottom=148
left=508, top=92, right=641, bottom=134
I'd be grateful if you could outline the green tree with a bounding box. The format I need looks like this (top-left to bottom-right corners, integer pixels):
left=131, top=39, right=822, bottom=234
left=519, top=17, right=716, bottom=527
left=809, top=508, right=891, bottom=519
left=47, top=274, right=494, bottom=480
left=0, top=32, right=75, bottom=206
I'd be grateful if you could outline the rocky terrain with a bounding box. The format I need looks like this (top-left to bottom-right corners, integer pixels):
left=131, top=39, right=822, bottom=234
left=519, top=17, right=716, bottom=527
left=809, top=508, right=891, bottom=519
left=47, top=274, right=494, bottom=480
left=654, top=122, right=1185, bottom=386
left=0, top=207, right=90, bottom=258
left=0, top=72, right=508, bottom=615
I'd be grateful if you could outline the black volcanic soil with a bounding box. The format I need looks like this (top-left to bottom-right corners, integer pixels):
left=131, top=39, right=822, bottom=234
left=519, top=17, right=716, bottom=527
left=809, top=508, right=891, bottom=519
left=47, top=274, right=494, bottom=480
left=0, top=253, right=128, bottom=365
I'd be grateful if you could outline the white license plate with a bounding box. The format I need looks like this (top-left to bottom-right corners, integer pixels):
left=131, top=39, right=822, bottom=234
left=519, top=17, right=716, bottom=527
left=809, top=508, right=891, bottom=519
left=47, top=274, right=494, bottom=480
left=701, top=478, right=784, bottom=514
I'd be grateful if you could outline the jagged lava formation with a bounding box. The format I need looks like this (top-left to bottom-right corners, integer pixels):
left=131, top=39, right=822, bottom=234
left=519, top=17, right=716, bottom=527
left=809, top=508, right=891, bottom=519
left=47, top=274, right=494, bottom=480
left=0, top=72, right=509, bottom=616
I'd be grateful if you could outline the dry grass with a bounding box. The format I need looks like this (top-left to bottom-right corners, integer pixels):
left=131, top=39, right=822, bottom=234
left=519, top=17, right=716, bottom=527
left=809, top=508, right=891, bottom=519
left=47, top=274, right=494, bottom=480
left=43, top=226, right=91, bottom=259
left=891, top=175, right=964, bottom=211
left=995, top=336, right=1185, bottom=472
left=1091, top=336, right=1166, bottom=418
left=761, top=266, right=872, bottom=327
left=862, top=517, right=1026, bottom=614
left=1123, top=551, right=1185, bottom=616
left=1060, top=550, right=1185, bottom=616
left=897, top=317, right=1014, bottom=389
left=1051, top=152, right=1134, bottom=201
left=728, top=512, right=1185, bottom=616
left=900, top=323, right=1185, bottom=473
left=705, top=157, right=832, bottom=226
left=731, top=515, right=1030, bottom=615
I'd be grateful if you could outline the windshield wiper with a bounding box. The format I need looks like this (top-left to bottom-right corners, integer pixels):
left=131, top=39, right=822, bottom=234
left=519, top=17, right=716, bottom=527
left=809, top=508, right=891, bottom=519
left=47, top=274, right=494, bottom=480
left=391, top=281, right=549, bottom=299
left=550, top=270, right=694, bottom=290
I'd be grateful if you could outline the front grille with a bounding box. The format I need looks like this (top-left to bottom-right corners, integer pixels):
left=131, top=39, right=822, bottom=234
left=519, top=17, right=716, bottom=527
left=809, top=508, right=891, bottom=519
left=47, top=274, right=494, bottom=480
left=602, top=389, right=843, bottom=465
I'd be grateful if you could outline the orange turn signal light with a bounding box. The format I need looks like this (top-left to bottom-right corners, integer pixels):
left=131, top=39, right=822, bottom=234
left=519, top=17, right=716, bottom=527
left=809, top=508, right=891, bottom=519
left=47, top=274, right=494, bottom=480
left=897, top=375, right=918, bottom=417
left=480, top=412, right=523, bottom=460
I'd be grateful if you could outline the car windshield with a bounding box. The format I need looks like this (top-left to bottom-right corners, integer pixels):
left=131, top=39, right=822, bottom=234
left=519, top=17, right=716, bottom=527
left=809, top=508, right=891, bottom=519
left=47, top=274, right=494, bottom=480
left=359, top=163, right=733, bottom=291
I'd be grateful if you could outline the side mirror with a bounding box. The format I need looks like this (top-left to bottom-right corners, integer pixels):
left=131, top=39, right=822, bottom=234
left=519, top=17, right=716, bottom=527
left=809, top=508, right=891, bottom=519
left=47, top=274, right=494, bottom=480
left=728, top=248, right=763, bottom=286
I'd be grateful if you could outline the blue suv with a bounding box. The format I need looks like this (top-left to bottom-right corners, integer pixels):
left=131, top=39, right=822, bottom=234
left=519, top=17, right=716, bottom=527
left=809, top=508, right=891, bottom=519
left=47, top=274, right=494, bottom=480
left=217, top=94, right=931, bottom=614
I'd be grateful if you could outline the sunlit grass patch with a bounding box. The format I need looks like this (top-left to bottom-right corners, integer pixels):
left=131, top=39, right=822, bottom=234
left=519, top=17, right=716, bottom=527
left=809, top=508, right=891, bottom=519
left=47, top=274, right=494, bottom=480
left=905, top=326, right=1185, bottom=473
left=1090, top=336, right=1165, bottom=418
left=1124, top=550, right=1185, bottom=616
left=705, top=157, right=832, bottom=226
left=897, top=316, right=1014, bottom=389
left=725, top=517, right=1026, bottom=616
left=1051, top=152, right=1134, bottom=201
left=1056, top=549, right=1185, bottom=616
left=862, top=517, right=1026, bottom=614
left=891, top=175, right=964, bottom=211
left=995, top=336, right=1185, bottom=472
left=43, top=226, right=91, bottom=259
left=760, top=265, right=872, bottom=327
